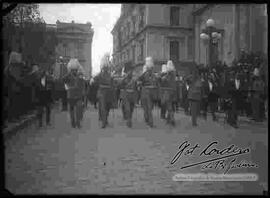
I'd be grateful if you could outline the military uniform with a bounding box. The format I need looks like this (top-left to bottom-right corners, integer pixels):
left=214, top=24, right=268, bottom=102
left=138, top=69, right=158, bottom=127
left=158, top=71, right=177, bottom=125
left=63, top=72, right=85, bottom=128
left=120, top=73, right=138, bottom=127
left=95, top=69, right=114, bottom=128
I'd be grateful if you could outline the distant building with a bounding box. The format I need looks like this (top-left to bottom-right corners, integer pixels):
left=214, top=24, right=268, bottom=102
left=47, top=20, right=94, bottom=78
left=111, top=4, right=194, bottom=75
left=193, top=4, right=267, bottom=66
left=112, top=4, right=267, bottom=74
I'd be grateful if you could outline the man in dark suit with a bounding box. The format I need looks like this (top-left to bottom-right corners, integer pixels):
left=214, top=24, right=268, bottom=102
left=182, top=78, right=191, bottom=115
left=251, top=68, right=265, bottom=122
left=33, top=66, right=54, bottom=127
left=201, top=73, right=209, bottom=120
left=227, top=73, right=243, bottom=128
left=207, top=73, right=219, bottom=121
left=95, top=63, right=114, bottom=128
left=188, top=69, right=202, bottom=126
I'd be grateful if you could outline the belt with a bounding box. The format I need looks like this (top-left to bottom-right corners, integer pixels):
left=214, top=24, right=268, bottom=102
left=99, top=85, right=111, bottom=89
left=144, top=86, right=157, bottom=89
left=120, top=89, right=135, bottom=92
left=160, top=87, right=174, bottom=90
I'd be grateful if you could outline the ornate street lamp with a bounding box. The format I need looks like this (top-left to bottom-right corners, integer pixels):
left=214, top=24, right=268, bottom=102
left=59, top=56, right=64, bottom=78
left=200, top=18, right=222, bottom=68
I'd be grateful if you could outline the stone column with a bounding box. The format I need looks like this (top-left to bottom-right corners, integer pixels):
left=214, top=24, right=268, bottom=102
left=233, top=4, right=240, bottom=60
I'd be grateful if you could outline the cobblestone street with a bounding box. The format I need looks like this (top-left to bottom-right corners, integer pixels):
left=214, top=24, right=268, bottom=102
left=4, top=105, right=268, bottom=195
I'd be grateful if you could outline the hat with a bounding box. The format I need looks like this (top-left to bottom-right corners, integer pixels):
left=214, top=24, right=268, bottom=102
left=145, top=57, right=154, bottom=69
left=67, top=58, right=81, bottom=71
left=167, top=60, right=175, bottom=72
left=161, top=64, right=167, bottom=73
left=9, top=51, right=22, bottom=64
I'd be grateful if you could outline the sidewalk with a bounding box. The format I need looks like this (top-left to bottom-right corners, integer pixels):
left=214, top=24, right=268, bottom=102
left=3, top=102, right=60, bottom=138
left=3, top=111, right=38, bottom=137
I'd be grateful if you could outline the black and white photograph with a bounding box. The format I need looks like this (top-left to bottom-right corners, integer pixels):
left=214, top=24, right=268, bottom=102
left=1, top=3, right=268, bottom=195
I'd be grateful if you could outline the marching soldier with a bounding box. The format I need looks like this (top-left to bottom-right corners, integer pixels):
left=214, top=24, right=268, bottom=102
left=95, top=57, right=114, bottom=128
left=63, top=59, right=85, bottom=128
left=119, top=71, right=138, bottom=127
left=137, top=57, right=158, bottom=128
left=207, top=72, right=219, bottom=121
left=183, top=76, right=191, bottom=115
left=159, top=60, right=177, bottom=125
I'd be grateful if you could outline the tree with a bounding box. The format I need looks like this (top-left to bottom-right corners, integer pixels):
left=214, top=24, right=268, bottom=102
left=2, top=3, right=57, bottom=71
left=2, top=3, right=45, bottom=25
left=1, top=3, right=18, bottom=17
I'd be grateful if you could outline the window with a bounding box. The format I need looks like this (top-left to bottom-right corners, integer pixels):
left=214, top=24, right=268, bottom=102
left=139, top=7, right=145, bottom=29
left=139, top=40, right=144, bottom=61
left=170, top=40, right=179, bottom=62
left=132, top=45, right=135, bottom=62
left=63, top=43, right=67, bottom=56
left=128, top=48, right=131, bottom=60
left=127, top=23, right=131, bottom=39
left=187, top=36, right=193, bottom=60
left=132, top=16, right=136, bottom=34
left=118, top=31, right=122, bottom=47
left=170, top=7, right=180, bottom=26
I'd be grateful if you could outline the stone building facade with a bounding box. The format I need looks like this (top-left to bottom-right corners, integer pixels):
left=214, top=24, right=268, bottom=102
left=47, top=20, right=94, bottom=78
left=112, top=4, right=267, bottom=73
left=111, top=4, right=195, bottom=75
left=194, top=4, right=267, bottom=66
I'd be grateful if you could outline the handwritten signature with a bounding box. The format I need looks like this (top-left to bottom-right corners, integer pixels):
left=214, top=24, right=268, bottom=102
left=170, top=141, right=258, bottom=174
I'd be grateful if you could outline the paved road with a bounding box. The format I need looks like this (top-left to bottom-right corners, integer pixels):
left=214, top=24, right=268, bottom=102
left=4, top=104, right=268, bottom=195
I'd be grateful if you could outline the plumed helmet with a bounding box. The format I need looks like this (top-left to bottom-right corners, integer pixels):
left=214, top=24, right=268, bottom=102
left=9, top=51, right=22, bottom=65
left=161, top=64, right=167, bottom=73
left=100, top=53, right=110, bottom=70
left=145, top=57, right=154, bottom=69
left=121, top=66, right=126, bottom=77
left=67, top=58, right=81, bottom=71
left=142, top=65, right=147, bottom=73
left=253, top=67, right=260, bottom=76
left=167, top=60, right=175, bottom=72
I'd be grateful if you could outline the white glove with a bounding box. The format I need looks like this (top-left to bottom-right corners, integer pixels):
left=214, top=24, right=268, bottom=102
left=41, top=77, right=46, bottom=87
left=64, top=84, right=69, bottom=90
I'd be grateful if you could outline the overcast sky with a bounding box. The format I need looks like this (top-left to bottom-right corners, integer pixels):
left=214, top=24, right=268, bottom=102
left=39, top=3, right=121, bottom=75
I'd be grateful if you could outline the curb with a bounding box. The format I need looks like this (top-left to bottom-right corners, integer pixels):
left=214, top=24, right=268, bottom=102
left=3, top=112, right=38, bottom=137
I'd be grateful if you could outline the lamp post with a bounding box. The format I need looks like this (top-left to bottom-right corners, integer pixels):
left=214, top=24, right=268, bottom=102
left=59, top=56, right=63, bottom=78
left=200, top=19, right=222, bottom=68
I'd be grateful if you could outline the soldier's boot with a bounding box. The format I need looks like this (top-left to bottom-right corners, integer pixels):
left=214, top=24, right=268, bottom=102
left=170, top=113, right=176, bottom=126
left=101, top=122, right=106, bottom=128
left=77, top=122, right=81, bottom=129
left=127, top=119, right=132, bottom=128
left=212, top=113, right=217, bottom=121
left=148, top=113, right=154, bottom=128
left=101, top=116, right=107, bottom=128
